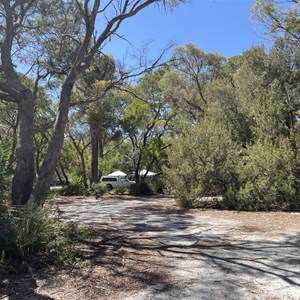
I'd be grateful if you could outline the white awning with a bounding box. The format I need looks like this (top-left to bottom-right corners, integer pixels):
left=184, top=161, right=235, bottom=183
left=139, top=169, right=157, bottom=177
left=107, top=170, right=127, bottom=177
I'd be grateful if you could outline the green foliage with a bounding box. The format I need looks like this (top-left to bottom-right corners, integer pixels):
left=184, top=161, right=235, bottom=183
left=59, top=183, right=86, bottom=196
left=0, top=201, right=80, bottom=265
left=129, top=182, right=153, bottom=196
left=165, top=40, right=300, bottom=211
left=113, top=186, right=128, bottom=195
left=0, top=142, right=11, bottom=201
left=205, top=79, right=253, bottom=146
left=163, top=43, right=226, bottom=119
left=59, top=183, right=106, bottom=197
left=82, top=54, right=116, bottom=85
left=166, top=115, right=240, bottom=208
left=175, top=193, right=193, bottom=209
left=120, top=69, right=175, bottom=183
left=226, top=138, right=297, bottom=211
left=148, top=176, right=166, bottom=194
left=122, top=99, right=150, bottom=132
left=252, top=0, right=300, bottom=43
left=87, top=183, right=106, bottom=197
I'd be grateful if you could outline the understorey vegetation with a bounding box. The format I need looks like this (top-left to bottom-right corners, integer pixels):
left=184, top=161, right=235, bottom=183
left=0, top=201, right=92, bottom=269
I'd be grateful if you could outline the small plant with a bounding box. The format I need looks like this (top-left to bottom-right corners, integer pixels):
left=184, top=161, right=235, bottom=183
left=174, top=192, right=193, bottom=208
left=0, top=201, right=82, bottom=267
left=113, top=186, right=128, bottom=195
left=86, top=183, right=106, bottom=198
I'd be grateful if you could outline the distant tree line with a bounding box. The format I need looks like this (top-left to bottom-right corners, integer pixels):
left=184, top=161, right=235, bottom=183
left=0, top=0, right=299, bottom=211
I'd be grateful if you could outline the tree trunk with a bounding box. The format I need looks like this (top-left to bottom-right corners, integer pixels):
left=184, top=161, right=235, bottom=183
left=90, top=122, right=99, bottom=184
left=59, top=161, right=69, bottom=185
left=98, top=135, right=105, bottom=181
left=55, top=168, right=64, bottom=186
left=80, top=151, right=88, bottom=188
left=32, top=79, right=74, bottom=204
left=11, top=93, right=35, bottom=205
left=134, top=152, right=142, bottom=183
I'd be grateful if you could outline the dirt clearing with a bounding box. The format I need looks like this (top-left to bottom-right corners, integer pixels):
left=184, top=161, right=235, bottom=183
left=1, top=195, right=300, bottom=299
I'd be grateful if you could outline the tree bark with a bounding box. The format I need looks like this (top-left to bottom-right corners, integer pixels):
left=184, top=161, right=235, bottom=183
left=90, top=121, right=99, bottom=184
left=32, top=78, right=75, bottom=204
left=11, top=93, right=35, bottom=205
left=59, top=161, right=69, bottom=186
left=69, top=131, right=89, bottom=188
left=134, top=152, right=142, bottom=183
left=80, top=151, right=88, bottom=188
left=55, top=168, right=64, bottom=186
left=1, top=0, right=36, bottom=205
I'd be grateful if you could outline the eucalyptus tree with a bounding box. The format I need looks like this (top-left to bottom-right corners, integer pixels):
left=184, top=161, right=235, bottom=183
left=165, top=42, right=300, bottom=209
left=121, top=69, right=174, bottom=183
left=0, top=0, right=188, bottom=205
left=73, top=54, right=122, bottom=184
left=67, top=112, right=91, bottom=188
left=162, top=43, right=226, bottom=120
left=269, top=38, right=300, bottom=130
left=252, top=0, right=299, bottom=41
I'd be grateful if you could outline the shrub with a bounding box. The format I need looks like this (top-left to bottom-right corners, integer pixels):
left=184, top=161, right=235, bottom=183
left=59, top=183, right=107, bottom=197
left=59, top=183, right=86, bottom=196
left=226, top=138, right=297, bottom=211
left=174, top=192, right=192, bottom=208
left=148, top=176, right=166, bottom=194
left=0, top=201, right=80, bottom=266
left=165, top=119, right=239, bottom=208
left=129, top=182, right=153, bottom=196
left=113, top=186, right=128, bottom=195
left=83, top=183, right=105, bottom=197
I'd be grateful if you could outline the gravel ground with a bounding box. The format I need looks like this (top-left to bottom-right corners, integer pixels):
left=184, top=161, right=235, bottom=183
left=54, top=195, right=300, bottom=300
left=1, top=195, right=300, bottom=300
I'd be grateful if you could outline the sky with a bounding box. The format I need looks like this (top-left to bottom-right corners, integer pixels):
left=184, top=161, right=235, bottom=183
left=101, top=0, right=266, bottom=64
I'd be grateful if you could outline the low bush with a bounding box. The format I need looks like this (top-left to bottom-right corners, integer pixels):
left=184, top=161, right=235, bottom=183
left=113, top=186, right=128, bottom=195
left=174, top=193, right=193, bottom=208
left=59, top=183, right=86, bottom=196
left=59, top=183, right=106, bottom=197
left=129, top=182, right=153, bottom=196
left=86, top=183, right=106, bottom=197
left=0, top=201, right=83, bottom=267
left=226, top=138, right=298, bottom=211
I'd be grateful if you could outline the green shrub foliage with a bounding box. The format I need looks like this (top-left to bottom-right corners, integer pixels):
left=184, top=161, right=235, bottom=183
left=0, top=201, right=80, bottom=265
left=166, top=117, right=240, bottom=208
left=226, top=138, right=297, bottom=210
left=166, top=43, right=300, bottom=210
left=129, top=182, right=153, bottom=196
left=59, top=183, right=106, bottom=197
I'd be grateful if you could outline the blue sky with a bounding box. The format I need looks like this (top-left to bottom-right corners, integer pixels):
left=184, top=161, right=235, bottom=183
left=102, top=0, right=265, bottom=63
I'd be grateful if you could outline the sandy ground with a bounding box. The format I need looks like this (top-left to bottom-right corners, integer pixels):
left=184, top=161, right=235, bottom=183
left=1, top=195, right=300, bottom=299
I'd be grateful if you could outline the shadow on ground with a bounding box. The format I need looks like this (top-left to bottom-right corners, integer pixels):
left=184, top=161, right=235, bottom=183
left=55, top=196, right=300, bottom=298
left=0, top=268, right=55, bottom=300
left=2, top=196, right=299, bottom=299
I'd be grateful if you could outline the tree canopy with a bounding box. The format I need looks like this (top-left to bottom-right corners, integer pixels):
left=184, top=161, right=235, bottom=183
left=0, top=0, right=300, bottom=211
